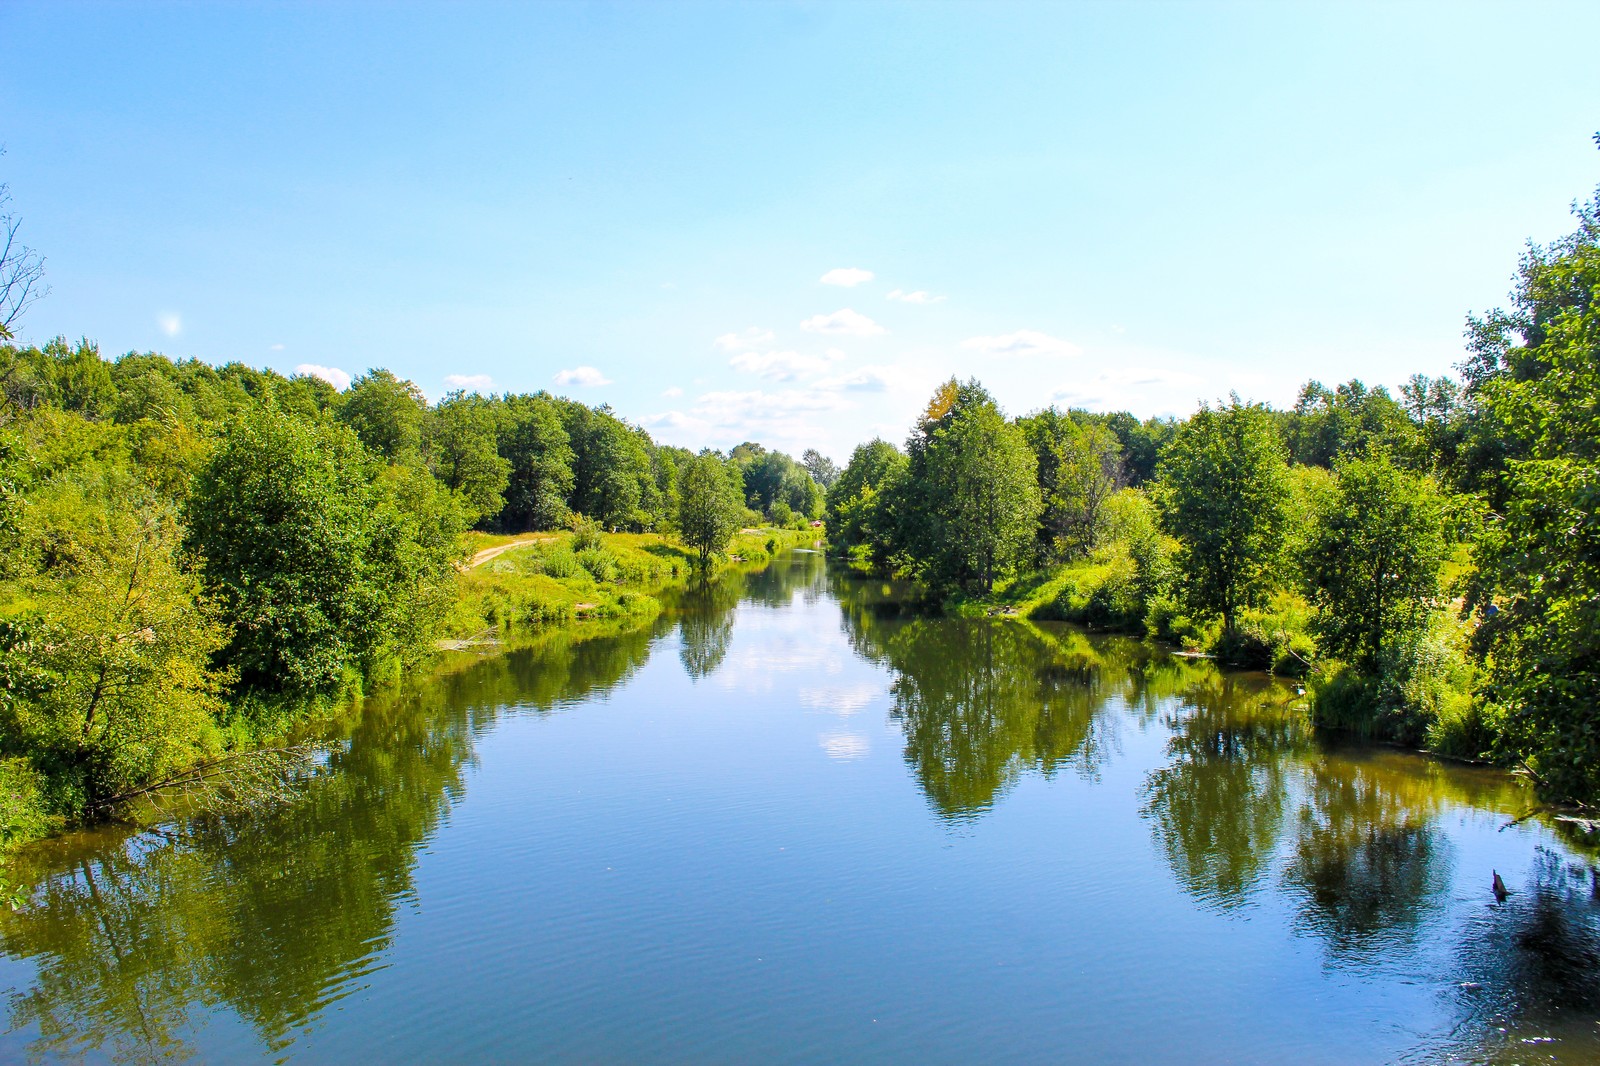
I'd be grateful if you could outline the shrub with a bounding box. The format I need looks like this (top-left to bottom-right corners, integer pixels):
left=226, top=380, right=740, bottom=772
left=539, top=547, right=581, bottom=579
left=569, top=515, right=605, bottom=553
left=577, top=547, right=617, bottom=582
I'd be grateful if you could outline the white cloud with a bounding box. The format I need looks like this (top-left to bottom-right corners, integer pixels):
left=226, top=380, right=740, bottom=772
left=444, top=373, right=494, bottom=393
left=820, top=267, right=874, bottom=287
left=1048, top=365, right=1209, bottom=411
left=158, top=313, right=182, bottom=337
left=714, top=327, right=776, bottom=352
left=269, top=343, right=285, bottom=351
left=801, top=308, right=886, bottom=337
left=554, top=366, right=612, bottom=387
left=728, top=349, right=842, bottom=382
left=820, top=365, right=897, bottom=393
left=663, top=386, right=684, bottom=398
left=294, top=364, right=352, bottom=390
left=962, top=329, right=1080, bottom=359
left=818, top=732, right=871, bottom=760
left=886, top=289, right=944, bottom=304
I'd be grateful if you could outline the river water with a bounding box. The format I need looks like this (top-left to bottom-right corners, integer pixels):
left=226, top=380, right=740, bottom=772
left=2, top=551, right=1597, bottom=1064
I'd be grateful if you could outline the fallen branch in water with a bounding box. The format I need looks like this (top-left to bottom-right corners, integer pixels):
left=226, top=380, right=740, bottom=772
left=89, top=745, right=323, bottom=815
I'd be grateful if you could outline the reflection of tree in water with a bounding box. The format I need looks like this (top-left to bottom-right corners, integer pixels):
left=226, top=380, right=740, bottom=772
left=675, top=574, right=742, bottom=680
left=1282, top=756, right=1454, bottom=959
left=883, top=619, right=1157, bottom=820
left=0, top=618, right=664, bottom=1063
left=1140, top=677, right=1310, bottom=910
left=1436, top=846, right=1600, bottom=1064
left=738, top=548, right=825, bottom=608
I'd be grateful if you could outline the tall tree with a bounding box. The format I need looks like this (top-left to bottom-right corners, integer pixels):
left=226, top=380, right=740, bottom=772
left=495, top=393, right=574, bottom=531
left=802, top=448, right=840, bottom=490
left=1465, top=177, right=1600, bottom=802
left=337, top=369, right=427, bottom=460
left=904, top=380, right=1041, bottom=592
left=1019, top=408, right=1122, bottom=560
left=677, top=451, right=744, bottom=567
left=427, top=391, right=510, bottom=524
left=1158, top=397, right=1291, bottom=633
left=1302, top=453, right=1447, bottom=669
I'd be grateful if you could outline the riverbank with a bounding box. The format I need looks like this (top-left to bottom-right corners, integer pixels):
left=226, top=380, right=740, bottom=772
left=444, top=527, right=817, bottom=643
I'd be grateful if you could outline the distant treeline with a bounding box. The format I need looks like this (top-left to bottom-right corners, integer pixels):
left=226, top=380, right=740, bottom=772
left=0, top=344, right=824, bottom=838
left=826, top=183, right=1599, bottom=806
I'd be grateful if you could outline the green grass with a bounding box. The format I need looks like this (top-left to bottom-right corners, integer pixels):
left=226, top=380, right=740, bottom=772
left=446, top=527, right=815, bottom=640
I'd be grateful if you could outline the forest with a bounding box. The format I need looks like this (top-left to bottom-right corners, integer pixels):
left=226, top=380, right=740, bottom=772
left=824, top=183, right=1599, bottom=808
left=0, top=335, right=817, bottom=844
left=0, top=165, right=1595, bottom=858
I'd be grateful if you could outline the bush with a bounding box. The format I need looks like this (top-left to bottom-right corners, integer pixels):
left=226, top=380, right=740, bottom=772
left=569, top=515, right=604, bottom=553
left=577, top=547, right=618, bottom=582
left=539, top=547, right=581, bottom=579
left=1310, top=611, right=1476, bottom=748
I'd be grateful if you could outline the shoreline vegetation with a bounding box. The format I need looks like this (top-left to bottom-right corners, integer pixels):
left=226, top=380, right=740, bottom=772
left=821, top=178, right=1600, bottom=811
left=0, top=334, right=828, bottom=852
left=0, top=155, right=1595, bottom=861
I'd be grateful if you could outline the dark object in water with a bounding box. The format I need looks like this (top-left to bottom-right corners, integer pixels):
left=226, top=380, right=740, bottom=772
left=1492, top=870, right=1509, bottom=902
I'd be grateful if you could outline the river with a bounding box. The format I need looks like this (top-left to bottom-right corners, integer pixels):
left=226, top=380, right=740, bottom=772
left=1, top=550, right=1597, bottom=1064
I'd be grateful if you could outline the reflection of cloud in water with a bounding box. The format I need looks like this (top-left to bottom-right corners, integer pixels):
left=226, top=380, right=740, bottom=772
left=714, top=645, right=847, bottom=691
left=799, top=682, right=883, bottom=717
left=819, top=732, right=870, bottom=760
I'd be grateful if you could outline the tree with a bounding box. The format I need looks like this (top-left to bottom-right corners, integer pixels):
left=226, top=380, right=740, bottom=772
left=802, top=448, right=840, bottom=490
left=185, top=408, right=459, bottom=695
left=1158, top=397, right=1291, bottom=634
left=1019, top=408, right=1122, bottom=560
left=1301, top=453, right=1447, bottom=669
left=3, top=468, right=228, bottom=814
left=561, top=403, right=654, bottom=530
left=824, top=438, right=906, bottom=559
left=1465, top=176, right=1600, bottom=802
left=905, top=381, right=1042, bottom=592
left=427, top=391, right=510, bottom=524
left=677, top=451, right=744, bottom=568
left=0, top=168, right=48, bottom=341
left=495, top=393, right=574, bottom=531
left=337, top=369, right=426, bottom=460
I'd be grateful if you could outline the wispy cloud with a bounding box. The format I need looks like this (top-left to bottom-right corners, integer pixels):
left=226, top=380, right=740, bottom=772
left=728, top=349, right=842, bottom=381
left=294, top=364, right=351, bottom=390
left=663, top=385, right=684, bottom=398
left=714, top=327, right=776, bottom=352
left=554, top=366, right=612, bottom=387
left=444, top=373, right=494, bottom=393
left=158, top=312, right=182, bottom=337
left=962, top=329, right=1080, bottom=359
left=820, top=267, right=874, bottom=287
left=801, top=308, right=886, bottom=337
left=269, top=343, right=285, bottom=351
left=887, top=289, right=944, bottom=304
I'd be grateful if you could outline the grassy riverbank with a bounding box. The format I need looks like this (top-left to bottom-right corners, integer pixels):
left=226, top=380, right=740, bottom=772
left=446, top=526, right=815, bottom=644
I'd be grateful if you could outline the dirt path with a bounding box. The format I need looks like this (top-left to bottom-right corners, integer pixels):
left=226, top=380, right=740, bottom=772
left=465, top=535, right=555, bottom=569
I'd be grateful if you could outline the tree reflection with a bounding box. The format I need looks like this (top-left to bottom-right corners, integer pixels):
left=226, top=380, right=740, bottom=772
left=882, top=619, right=1142, bottom=820
left=1140, top=677, right=1309, bottom=910
left=0, top=615, right=664, bottom=1062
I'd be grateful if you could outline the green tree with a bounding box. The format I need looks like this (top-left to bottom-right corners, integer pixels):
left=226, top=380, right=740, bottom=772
left=1019, top=408, right=1122, bottom=559
left=337, top=369, right=426, bottom=460
left=802, top=448, right=839, bottom=490
left=427, top=391, right=511, bottom=524
left=1302, top=453, right=1447, bottom=669
left=185, top=408, right=459, bottom=695
left=1158, top=397, right=1291, bottom=634
left=677, top=451, right=744, bottom=568
left=823, top=438, right=906, bottom=560
left=495, top=393, right=574, bottom=531
left=904, top=380, right=1041, bottom=592
left=1466, top=179, right=1600, bottom=802
left=2, top=467, right=229, bottom=815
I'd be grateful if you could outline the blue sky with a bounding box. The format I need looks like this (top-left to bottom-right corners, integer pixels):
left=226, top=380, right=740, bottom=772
left=3, top=2, right=1598, bottom=461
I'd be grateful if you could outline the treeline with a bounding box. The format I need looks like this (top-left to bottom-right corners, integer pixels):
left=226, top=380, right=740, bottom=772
left=826, top=181, right=1600, bottom=805
left=0, top=343, right=824, bottom=838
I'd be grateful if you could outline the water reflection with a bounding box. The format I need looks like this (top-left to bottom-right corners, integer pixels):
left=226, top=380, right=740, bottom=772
left=0, top=554, right=1595, bottom=1064
left=1141, top=678, right=1308, bottom=909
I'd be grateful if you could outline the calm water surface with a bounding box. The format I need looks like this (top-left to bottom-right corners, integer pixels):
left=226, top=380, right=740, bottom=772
left=2, top=551, right=1598, bottom=1064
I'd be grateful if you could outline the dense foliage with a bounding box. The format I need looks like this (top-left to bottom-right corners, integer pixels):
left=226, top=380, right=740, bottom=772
left=0, top=336, right=820, bottom=840
left=825, top=167, right=1600, bottom=805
